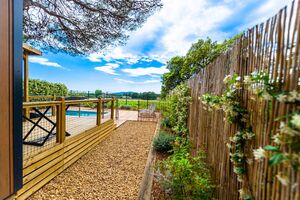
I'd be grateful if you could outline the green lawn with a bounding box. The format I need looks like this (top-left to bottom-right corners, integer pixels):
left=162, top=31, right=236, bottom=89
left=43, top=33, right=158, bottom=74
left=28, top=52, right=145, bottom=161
left=116, top=99, right=168, bottom=111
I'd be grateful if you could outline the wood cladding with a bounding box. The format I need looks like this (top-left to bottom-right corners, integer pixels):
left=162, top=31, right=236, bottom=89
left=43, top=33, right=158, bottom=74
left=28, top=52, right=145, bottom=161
left=0, top=0, right=13, bottom=199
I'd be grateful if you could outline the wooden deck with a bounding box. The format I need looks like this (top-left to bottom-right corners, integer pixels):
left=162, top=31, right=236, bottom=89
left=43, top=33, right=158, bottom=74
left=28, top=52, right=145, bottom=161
left=17, top=120, right=116, bottom=199
left=22, top=110, right=138, bottom=159
left=23, top=113, right=111, bottom=159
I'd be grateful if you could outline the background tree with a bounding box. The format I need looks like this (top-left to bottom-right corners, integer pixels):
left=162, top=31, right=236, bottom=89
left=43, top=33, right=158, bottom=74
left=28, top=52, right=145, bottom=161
left=28, top=79, right=68, bottom=96
left=23, top=0, right=162, bottom=54
left=95, top=89, right=103, bottom=97
left=161, top=35, right=241, bottom=98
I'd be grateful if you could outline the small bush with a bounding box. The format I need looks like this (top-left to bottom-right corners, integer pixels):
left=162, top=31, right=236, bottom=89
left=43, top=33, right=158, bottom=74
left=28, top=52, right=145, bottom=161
left=155, top=138, right=214, bottom=200
left=161, top=117, right=172, bottom=129
left=153, top=132, right=176, bottom=153
left=119, top=105, right=131, bottom=110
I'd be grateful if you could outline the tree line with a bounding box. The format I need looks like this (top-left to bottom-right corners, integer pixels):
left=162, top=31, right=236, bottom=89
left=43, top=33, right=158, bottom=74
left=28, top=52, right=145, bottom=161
left=28, top=79, right=159, bottom=100
left=161, top=35, right=241, bottom=98
left=28, top=79, right=68, bottom=97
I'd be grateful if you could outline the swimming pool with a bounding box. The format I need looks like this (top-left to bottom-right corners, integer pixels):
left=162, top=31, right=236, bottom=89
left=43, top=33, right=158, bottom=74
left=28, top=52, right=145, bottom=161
left=66, top=110, right=107, bottom=117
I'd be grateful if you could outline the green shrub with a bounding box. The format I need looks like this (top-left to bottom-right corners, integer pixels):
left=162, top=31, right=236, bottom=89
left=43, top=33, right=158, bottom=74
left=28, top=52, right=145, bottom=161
left=161, top=117, right=172, bottom=129
left=155, top=138, right=214, bottom=200
left=153, top=132, right=176, bottom=153
left=28, top=79, right=68, bottom=96
left=119, top=105, right=131, bottom=110
left=164, top=83, right=191, bottom=136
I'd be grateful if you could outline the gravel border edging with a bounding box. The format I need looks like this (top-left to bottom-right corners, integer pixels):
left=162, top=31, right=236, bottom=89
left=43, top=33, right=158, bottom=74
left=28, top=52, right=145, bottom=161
left=137, top=118, right=160, bottom=200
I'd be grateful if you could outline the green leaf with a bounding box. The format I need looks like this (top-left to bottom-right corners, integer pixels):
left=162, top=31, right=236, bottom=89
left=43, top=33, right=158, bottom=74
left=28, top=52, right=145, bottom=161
left=264, top=145, right=279, bottom=152
left=268, top=153, right=285, bottom=166
left=291, top=142, right=300, bottom=153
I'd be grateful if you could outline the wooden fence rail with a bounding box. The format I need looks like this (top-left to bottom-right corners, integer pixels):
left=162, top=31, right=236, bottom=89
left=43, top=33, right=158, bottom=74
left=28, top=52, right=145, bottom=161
left=187, top=1, right=300, bottom=199
left=18, top=98, right=116, bottom=199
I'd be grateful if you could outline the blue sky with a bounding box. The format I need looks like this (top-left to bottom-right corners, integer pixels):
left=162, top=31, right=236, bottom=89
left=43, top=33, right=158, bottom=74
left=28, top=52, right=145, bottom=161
left=28, top=0, right=293, bottom=94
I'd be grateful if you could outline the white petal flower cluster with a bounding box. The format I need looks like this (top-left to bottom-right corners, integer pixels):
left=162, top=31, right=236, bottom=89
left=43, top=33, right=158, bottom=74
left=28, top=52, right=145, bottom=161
left=253, top=147, right=267, bottom=161
left=291, top=114, right=300, bottom=130
left=276, top=172, right=289, bottom=186
left=275, top=90, right=300, bottom=103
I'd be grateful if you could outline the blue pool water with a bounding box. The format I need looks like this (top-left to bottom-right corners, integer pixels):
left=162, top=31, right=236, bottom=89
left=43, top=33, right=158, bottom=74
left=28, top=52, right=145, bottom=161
left=66, top=110, right=107, bottom=117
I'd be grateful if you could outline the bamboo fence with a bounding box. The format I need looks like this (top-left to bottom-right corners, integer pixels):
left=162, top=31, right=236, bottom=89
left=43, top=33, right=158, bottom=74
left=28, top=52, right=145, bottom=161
left=187, top=1, right=300, bottom=199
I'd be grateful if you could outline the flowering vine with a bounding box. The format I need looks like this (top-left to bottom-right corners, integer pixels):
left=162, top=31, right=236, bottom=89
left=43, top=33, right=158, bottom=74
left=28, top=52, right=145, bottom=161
left=200, top=70, right=300, bottom=197
left=243, top=71, right=300, bottom=187
left=200, top=74, right=254, bottom=199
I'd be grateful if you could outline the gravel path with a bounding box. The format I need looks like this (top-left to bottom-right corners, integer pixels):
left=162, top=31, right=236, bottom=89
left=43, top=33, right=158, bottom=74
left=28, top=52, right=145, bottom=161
left=29, top=121, right=157, bottom=200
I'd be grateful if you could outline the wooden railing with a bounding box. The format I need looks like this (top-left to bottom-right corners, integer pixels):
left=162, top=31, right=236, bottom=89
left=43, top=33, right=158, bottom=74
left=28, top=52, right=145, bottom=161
left=22, top=98, right=115, bottom=158
left=18, top=98, right=117, bottom=199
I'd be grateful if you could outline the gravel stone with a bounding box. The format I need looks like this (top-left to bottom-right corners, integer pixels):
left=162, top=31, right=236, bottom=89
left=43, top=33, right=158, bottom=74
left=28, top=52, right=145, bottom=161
left=29, top=121, right=157, bottom=200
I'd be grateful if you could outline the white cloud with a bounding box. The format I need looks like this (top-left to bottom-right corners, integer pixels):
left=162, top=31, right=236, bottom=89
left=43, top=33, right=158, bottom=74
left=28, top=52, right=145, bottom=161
left=117, top=0, right=243, bottom=63
left=94, top=63, right=120, bottom=75
left=114, top=78, right=160, bottom=84
left=87, top=47, right=140, bottom=64
left=122, top=66, right=169, bottom=77
left=241, top=0, right=293, bottom=30
left=87, top=0, right=293, bottom=66
left=29, top=57, right=63, bottom=68
left=86, top=0, right=242, bottom=64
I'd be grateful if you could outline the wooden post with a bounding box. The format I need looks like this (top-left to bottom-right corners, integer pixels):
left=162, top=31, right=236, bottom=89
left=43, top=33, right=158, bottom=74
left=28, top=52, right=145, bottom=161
left=111, top=98, right=114, bottom=120
left=115, top=98, right=119, bottom=120
left=138, top=99, right=140, bottom=121
left=56, top=97, right=66, bottom=143
left=97, top=98, right=102, bottom=126
left=23, top=53, right=30, bottom=118
left=102, top=101, right=105, bottom=119
left=52, top=95, right=56, bottom=116
left=78, top=104, right=81, bottom=118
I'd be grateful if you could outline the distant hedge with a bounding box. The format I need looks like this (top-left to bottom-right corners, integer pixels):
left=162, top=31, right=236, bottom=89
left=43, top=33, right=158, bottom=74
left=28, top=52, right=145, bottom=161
left=28, top=79, right=68, bottom=97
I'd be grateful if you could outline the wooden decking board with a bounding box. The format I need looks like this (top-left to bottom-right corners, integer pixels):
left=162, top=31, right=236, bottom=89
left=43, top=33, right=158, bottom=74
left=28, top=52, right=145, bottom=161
left=24, top=123, right=113, bottom=175
left=23, top=125, right=115, bottom=186
left=16, top=122, right=115, bottom=200
left=23, top=148, right=64, bottom=177
left=23, top=120, right=113, bottom=168
left=17, top=110, right=138, bottom=199
left=23, top=115, right=113, bottom=159
left=23, top=150, right=64, bottom=184
left=19, top=126, right=114, bottom=200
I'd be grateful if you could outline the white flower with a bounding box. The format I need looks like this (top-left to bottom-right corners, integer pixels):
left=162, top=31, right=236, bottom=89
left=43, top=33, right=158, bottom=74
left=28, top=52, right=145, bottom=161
left=287, top=95, right=296, bottom=103
left=277, top=94, right=287, bottom=102
left=233, top=82, right=242, bottom=89
left=246, top=158, right=253, bottom=164
left=291, top=114, right=300, bottom=130
left=253, top=87, right=263, bottom=95
left=226, top=143, right=232, bottom=149
left=237, top=176, right=244, bottom=182
left=238, top=188, right=249, bottom=199
left=245, top=131, right=255, bottom=140
left=279, top=122, right=296, bottom=136
left=253, top=147, right=267, bottom=161
left=223, top=75, right=232, bottom=84
left=272, top=134, right=282, bottom=144
left=290, top=90, right=299, bottom=101
left=251, top=70, right=258, bottom=76
left=230, top=136, right=238, bottom=142
left=244, top=76, right=252, bottom=85
left=262, top=92, right=273, bottom=101
left=236, top=76, right=241, bottom=81
left=280, top=121, right=285, bottom=129
left=276, top=172, right=289, bottom=186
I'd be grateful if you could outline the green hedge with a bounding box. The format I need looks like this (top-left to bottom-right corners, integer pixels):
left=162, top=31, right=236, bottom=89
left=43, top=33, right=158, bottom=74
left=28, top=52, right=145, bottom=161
left=28, top=79, right=68, bottom=97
